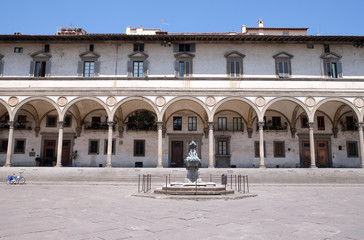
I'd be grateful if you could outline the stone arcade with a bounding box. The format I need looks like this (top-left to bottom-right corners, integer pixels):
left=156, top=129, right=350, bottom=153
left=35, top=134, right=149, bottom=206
left=0, top=20, right=364, bottom=169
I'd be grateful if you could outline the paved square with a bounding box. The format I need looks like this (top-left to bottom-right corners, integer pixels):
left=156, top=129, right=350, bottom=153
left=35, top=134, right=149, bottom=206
left=1, top=183, right=364, bottom=240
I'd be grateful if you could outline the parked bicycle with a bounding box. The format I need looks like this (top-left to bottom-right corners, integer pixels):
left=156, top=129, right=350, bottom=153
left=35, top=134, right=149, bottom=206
left=6, top=172, right=26, bottom=185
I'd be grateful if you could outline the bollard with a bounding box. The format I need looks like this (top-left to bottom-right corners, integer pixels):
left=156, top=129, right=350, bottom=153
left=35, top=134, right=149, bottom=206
left=243, top=175, right=246, bottom=193
left=165, top=176, right=168, bottom=194
left=246, top=175, right=249, bottom=193
left=235, top=175, right=237, bottom=191
left=138, top=175, right=140, bottom=192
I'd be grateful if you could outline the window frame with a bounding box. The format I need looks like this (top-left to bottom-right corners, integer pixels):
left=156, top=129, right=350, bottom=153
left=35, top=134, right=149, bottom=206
left=218, top=117, right=227, bottom=131
left=133, top=61, right=144, bottom=77
left=133, top=43, right=144, bottom=52
left=127, top=52, right=149, bottom=77
left=14, top=139, right=26, bottom=154
left=317, top=116, right=325, bottom=130
left=233, top=117, right=243, bottom=131
left=347, top=141, right=358, bottom=158
left=78, top=51, right=100, bottom=77
left=173, top=116, right=182, bottom=131
left=83, top=61, right=95, bottom=77
left=0, top=139, right=8, bottom=153
left=301, top=116, right=308, bottom=128
left=134, top=140, right=145, bottom=157
left=218, top=141, right=228, bottom=155
left=273, top=52, right=293, bottom=78
left=46, top=115, right=57, bottom=128
left=225, top=51, right=245, bottom=78
left=88, top=139, right=99, bottom=155
left=188, top=116, right=197, bottom=131
left=321, top=52, right=343, bottom=78
left=274, top=141, right=285, bottom=158
left=174, top=52, right=194, bottom=77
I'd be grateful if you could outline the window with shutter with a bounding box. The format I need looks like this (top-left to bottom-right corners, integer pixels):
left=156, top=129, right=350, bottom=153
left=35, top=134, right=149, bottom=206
left=225, top=51, right=245, bottom=77
left=273, top=52, right=293, bottom=78
left=274, top=141, right=285, bottom=158
left=79, top=51, right=100, bottom=77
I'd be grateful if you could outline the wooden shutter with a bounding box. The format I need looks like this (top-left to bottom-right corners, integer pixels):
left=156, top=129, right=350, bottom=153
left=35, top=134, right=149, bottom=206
left=173, top=44, right=179, bottom=52
left=45, top=61, right=51, bottom=77
left=190, top=43, right=196, bottom=52
left=174, top=60, right=179, bottom=77
left=127, top=61, right=133, bottom=77
left=0, top=60, right=3, bottom=76
left=29, top=60, right=35, bottom=76
left=325, top=61, right=332, bottom=77
left=94, top=61, right=100, bottom=76
left=337, top=61, right=343, bottom=78
left=143, top=60, right=148, bottom=77
left=238, top=59, right=243, bottom=75
left=77, top=60, right=84, bottom=76
left=227, top=60, right=231, bottom=76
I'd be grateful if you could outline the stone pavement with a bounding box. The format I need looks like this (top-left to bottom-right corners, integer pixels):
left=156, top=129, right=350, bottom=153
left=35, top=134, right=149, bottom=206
left=1, top=183, right=364, bottom=240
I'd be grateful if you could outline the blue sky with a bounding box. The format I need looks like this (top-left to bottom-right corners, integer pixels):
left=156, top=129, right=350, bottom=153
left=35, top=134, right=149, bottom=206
left=1, top=0, right=364, bottom=36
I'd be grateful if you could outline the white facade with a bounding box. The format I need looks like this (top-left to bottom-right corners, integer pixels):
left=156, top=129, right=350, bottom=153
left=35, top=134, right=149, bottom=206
left=0, top=25, right=364, bottom=169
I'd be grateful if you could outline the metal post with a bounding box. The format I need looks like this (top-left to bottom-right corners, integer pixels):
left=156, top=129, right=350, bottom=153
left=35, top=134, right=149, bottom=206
left=230, top=175, right=232, bottom=189
left=165, top=176, right=168, bottom=194
left=246, top=175, right=249, bottom=193
left=138, top=175, right=140, bottom=192
left=243, top=175, right=246, bottom=193
left=195, top=180, right=197, bottom=195
left=169, top=174, right=170, bottom=184
left=235, top=175, right=237, bottom=191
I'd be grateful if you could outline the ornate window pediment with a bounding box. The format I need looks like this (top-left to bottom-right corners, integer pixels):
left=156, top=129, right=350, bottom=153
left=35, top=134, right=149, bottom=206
left=30, top=51, right=52, bottom=61
left=272, top=51, right=293, bottom=60
left=174, top=52, right=195, bottom=59
left=224, top=51, right=245, bottom=59
left=79, top=51, right=100, bottom=61
left=128, top=51, right=149, bottom=60
left=320, top=52, right=342, bottom=60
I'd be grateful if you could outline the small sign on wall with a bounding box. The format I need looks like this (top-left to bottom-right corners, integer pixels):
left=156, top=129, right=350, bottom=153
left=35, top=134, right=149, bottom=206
left=29, top=152, right=36, bottom=157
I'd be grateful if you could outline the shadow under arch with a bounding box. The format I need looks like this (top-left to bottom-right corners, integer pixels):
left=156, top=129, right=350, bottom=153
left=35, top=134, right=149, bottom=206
left=12, top=96, right=61, bottom=121
left=160, top=96, right=210, bottom=122
left=111, top=96, right=160, bottom=121
left=211, top=97, right=260, bottom=121
left=62, top=96, right=111, bottom=121
left=262, top=97, right=310, bottom=121
left=312, top=98, right=360, bottom=122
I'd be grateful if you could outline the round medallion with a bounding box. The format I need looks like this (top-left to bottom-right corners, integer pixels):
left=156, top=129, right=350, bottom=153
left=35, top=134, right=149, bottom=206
left=106, top=96, right=116, bottom=106
left=255, top=97, right=265, bottom=107
left=8, top=97, right=18, bottom=107
left=354, top=98, right=364, bottom=108
left=205, top=97, right=216, bottom=107
left=57, top=97, right=68, bottom=107
left=305, top=97, right=316, bottom=107
left=155, top=96, right=166, bottom=107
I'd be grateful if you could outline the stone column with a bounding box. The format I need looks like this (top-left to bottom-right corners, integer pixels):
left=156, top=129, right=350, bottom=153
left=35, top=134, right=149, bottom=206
left=258, top=121, right=265, bottom=168
left=157, top=122, right=163, bottom=168
left=208, top=122, right=214, bottom=168
left=56, top=121, right=64, bottom=167
left=357, top=122, right=364, bottom=168
left=4, top=121, right=14, bottom=167
left=309, top=122, right=316, bottom=168
left=106, top=121, right=114, bottom=168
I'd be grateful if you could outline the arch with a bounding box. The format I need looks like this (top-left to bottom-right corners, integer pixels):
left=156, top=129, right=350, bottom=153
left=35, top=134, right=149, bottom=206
left=13, top=97, right=61, bottom=121
left=264, top=109, right=292, bottom=130
left=164, top=109, right=205, bottom=127
left=214, top=109, right=248, bottom=129
left=0, top=98, right=12, bottom=118
left=161, top=96, right=210, bottom=122
left=111, top=96, right=159, bottom=121
left=312, top=98, right=360, bottom=123
left=262, top=97, right=310, bottom=121
left=62, top=97, right=111, bottom=121
left=211, top=97, right=259, bottom=121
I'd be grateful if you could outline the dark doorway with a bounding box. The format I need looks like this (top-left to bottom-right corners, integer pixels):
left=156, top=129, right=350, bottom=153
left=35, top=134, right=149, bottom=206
left=301, top=141, right=311, bottom=167
left=43, top=140, right=56, bottom=166
left=171, top=141, right=184, bottom=167
left=62, top=140, right=71, bottom=166
left=317, top=141, right=330, bottom=167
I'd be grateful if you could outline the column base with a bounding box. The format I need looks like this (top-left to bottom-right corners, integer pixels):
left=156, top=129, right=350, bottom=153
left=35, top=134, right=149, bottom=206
left=157, top=165, right=163, bottom=168
left=105, top=164, right=112, bottom=168
left=259, top=165, right=266, bottom=168
left=208, top=165, right=214, bottom=168
left=4, top=163, right=11, bottom=167
left=310, top=165, right=317, bottom=168
left=55, top=164, right=63, bottom=167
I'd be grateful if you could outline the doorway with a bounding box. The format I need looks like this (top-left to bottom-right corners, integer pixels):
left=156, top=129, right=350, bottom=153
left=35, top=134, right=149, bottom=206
left=171, top=141, right=184, bottom=167
left=300, top=141, right=311, bottom=167
left=317, top=141, right=330, bottom=167
left=62, top=140, right=71, bottom=166
left=43, top=140, right=56, bottom=166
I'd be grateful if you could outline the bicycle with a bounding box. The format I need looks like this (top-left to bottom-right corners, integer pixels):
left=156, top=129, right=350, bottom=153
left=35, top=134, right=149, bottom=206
left=6, top=172, right=26, bottom=185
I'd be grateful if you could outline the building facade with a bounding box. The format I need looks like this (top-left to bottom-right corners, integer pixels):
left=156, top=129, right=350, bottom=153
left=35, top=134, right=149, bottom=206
left=1, top=21, right=364, bottom=168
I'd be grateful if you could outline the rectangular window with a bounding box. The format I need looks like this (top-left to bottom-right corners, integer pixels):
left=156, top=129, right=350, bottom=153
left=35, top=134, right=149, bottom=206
left=218, top=117, right=227, bottom=130
left=254, top=141, right=266, bottom=157
left=34, top=61, right=46, bottom=77
left=134, top=140, right=145, bottom=157
left=0, top=139, right=8, bottom=153
left=104, top=139, right=116, bottom=155
left=91, top=116, right=101, bottom=129
left=325, top=61, right=342, bottom=78
left=218, top=141, right=227, bottom=155
left=347, top=141, right=358, bottom=157
left=277, top=61, right=289, bottom=78
left=274, top=141, right=285, bottom=158
left=346, top=116, right=356, bottom=131
left=179, top=44, right=191, bottom=52
left=89, top=44, right=94, bottom=52
left=317, top=116, right=325, bottom=130
left=46, top=116, right=57, bottom=127
left=14, top=47, right=23, bottom=53
left=44, top=44, right=50, bottom=53
left=173, top=117, right=182, bottom=131
left=88, top=140, right=99, bottom=155
left=230, top=60, right=241, bottom=77
left=272, top=117, right=281, bottom=129
left=301, top=116, right=308, bottom=128
left=64, top=115, right=72, bottom=128
left=84, top=61, right=95, bottom=77
left=17, top=115, right=27, bottom=129
left=233, top=117, right=243, bottom=131
left=133, top=61, right=144, bottom=77
left=188, top=116, right=197, bottom=131
left=14, top=139, right=25, bottom=154
left=178, top=61, right=190, bottom=77
left=134, top=43, right=144, bottom=52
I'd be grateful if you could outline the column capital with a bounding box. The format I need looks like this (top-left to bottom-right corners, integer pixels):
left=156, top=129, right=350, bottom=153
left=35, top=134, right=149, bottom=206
left=107, top=121, right=114, bottom=127
left=157, top=121, right=163, bottom=130
left=356, top=122, right=364, bottom=129
left=58, top=121, right=65, bottom=129
left=308, top=122, right=314, bottom=129
left=8, top=121, right=14, bottom=129
left=208, top=122, right=214, bottom=129
left=258, top=121, right=265, bottom=130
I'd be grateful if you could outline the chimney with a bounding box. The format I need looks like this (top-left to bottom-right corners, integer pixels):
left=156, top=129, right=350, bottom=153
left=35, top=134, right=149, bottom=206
left=258, top=18, right=264, bottom=28
left=241, top=25, right=247, bottom=34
